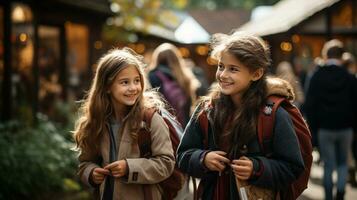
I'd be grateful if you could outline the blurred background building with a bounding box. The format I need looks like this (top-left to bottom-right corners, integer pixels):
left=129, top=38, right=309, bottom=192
left=1, top=0, right=356, bottom=124
left=0, top=0, right=113, bottom=122
left=239, top=0, right=357, bottom=77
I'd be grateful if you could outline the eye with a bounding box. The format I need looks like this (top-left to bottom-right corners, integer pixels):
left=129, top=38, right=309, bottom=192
left=134, top=78, right=141, bottom=84
left=121, top=80, right=129, bottom=85
left=218, top=63, right=224, bottom=71
left=230, top=67, right=239, bottom=72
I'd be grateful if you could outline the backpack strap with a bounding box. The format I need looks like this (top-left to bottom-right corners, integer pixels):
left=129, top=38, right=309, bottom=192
left=138, top=108, right=157, bottom=200
left=138, top=108, right=156, bottom=158
left=199, top=110, right=209, bottom=149
left=257, top=95, right=286, bottom=156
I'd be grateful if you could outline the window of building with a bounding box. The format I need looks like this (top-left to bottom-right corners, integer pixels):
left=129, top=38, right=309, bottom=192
left=291, top=36, right=325, bottom=80
left=332, top=1, right=355, bottom=30
left=38, top=25, right=62, bottom=118
left=0, top=7, right=3, bottom=115
left=11, top=3, right=34, bottom=121
left=65, top=22, right=89, bottom=101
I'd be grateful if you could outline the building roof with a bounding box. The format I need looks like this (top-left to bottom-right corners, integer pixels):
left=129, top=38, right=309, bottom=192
left=133, top=10, right=210, bottom=44
left=189, top=9, right=251, bottom=34
left=54, top=0, right=113, bottom=15
left=238, top=0, right=340, bottom=36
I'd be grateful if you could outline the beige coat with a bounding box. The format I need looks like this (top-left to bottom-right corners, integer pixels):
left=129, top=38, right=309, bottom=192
left=78, top=112, right=175, bottom=200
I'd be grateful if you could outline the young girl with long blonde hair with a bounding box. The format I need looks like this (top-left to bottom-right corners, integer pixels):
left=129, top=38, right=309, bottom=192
left=73, top=48, right=175, bottom=200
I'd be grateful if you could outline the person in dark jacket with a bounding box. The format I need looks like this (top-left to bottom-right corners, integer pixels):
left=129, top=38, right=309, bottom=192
left=304, top=39, right=357, bottom=200
left=177, top=32, right=304, bottom=200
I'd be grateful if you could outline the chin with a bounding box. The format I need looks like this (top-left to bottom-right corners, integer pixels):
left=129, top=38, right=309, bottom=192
left=220, top=89, right=232, bottom=95
left=127, top=101, right=137, bottom=106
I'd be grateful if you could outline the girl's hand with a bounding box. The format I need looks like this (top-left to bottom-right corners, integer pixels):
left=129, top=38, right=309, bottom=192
left=231, top=156, right=253, bottom=180
left=92, top=167, right=110, bottom=185
left=204, top=151, right=230, bottom=172
left=104, top=160, right=128, bottom=178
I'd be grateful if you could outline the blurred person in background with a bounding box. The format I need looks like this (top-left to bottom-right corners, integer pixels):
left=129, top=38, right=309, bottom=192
left=342, top=52, right=357, bottom=187
left=304, top=39, right=357, bottom=200
left=275, top=61, right=305, bottom=108
left=343, top=52, right=357, bottom=76
left=147, top=43, right=201, bottom=126
left=185, top=58, right=210, bottom=97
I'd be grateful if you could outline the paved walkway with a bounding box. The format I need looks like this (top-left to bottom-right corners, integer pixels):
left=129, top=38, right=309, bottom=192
left=299, top=151, right=357, bottom=200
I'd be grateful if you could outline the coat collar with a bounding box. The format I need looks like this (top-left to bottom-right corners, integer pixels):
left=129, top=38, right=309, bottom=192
left=266, top=76, right=295, bottom=101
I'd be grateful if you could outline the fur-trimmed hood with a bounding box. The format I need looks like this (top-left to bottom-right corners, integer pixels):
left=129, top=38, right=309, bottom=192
left=266, top=76, right=295, bottom=101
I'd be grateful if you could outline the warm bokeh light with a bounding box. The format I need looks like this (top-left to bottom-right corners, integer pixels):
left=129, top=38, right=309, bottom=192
left=280, top=42, right=292, bottom=52
left=12, top=4, right=32, bottom=23
left=19, top=33, right=27, bottom=42
left=135, top=43, right=146, bottom=54
left=196, top=45, right=208, bottom=56
left=179, top=47, right=190, bottom=58
left=206, top=57, right=217, bottom=66
left=12, top=6, right=25, bottom=22
left=94, top=41, right=103, bottom=49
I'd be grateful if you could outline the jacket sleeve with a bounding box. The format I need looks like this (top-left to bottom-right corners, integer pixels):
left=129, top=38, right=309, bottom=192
left=248, top=107, right=305, bottom=190
left=177, top=106, right=209, bottom=178
left=125, top=112, right=175, bottom=184
left=77, top=148, right=101, bottom=188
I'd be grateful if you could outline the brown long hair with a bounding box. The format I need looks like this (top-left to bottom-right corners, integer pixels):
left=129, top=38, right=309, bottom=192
left=73, top=48, right=164, bottom=153
left=148, top=43, right=201, bottom=107
left=199, top=32, right=271, bottom=158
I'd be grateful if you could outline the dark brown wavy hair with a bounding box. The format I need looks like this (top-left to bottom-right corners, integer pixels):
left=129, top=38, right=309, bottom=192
left=198, top=32, right=271, bottom=158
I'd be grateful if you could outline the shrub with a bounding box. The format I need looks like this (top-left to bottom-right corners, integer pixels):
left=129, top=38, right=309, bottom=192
left=0, top=116, right=78, bottom=200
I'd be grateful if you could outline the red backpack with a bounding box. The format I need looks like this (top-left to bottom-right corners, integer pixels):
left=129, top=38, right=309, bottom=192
left=138, top=107, right=185, bottom=200
left=198, top=95, right=313, bottom=200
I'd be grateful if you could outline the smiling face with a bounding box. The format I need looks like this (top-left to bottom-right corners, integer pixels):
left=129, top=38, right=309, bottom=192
left=109, top=65, right=142, bottom=112
left=216, top=51, right=262, bottom=103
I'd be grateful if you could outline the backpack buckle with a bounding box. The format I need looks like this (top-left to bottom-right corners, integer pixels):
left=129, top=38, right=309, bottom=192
left=141, top=121, right=151, bottom=132
left=263, top=105, right=273, bottom=116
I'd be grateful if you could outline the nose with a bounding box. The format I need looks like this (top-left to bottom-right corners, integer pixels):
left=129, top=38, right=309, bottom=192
left=218, top=69, right=229, bottom=80
left=128, top=83, right=136, bottom=91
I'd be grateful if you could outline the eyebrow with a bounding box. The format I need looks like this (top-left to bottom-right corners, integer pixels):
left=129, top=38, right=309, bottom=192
left=222, top=63, right=240, bottom=69
left=219, top=61, right=239, bottom=68
left=118, top=76, right=140, bottom=81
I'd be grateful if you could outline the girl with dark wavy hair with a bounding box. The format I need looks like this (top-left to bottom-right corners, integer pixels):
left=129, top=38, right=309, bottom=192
left=177, top=32, right=304, bottom=199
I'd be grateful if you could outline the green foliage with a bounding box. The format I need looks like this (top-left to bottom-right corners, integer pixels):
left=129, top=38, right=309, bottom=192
left=109, top=0, right=187, bottom=36
left=0, top=117, right=78, bottom=200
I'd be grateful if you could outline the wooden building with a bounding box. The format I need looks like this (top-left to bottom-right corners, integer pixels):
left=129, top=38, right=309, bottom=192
left=239, top=0, right=357, bottom=75
left=0, top=0, right=112, bottom=122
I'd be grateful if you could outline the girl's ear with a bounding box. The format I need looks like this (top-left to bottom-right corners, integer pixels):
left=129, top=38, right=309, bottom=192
left=251, top=68, right=264, bottom=81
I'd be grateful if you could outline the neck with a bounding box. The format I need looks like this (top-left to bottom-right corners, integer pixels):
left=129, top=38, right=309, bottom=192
left=112, top=104, right=127, bottom=122
left=325, top=58, right=342, bottom=66
left=230, top=94, right=242, bottom=108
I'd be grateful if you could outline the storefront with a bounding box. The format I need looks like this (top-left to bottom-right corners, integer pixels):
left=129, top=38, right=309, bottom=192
left=239, top=0, right=357, bottom=76
left=0, top=0, right=112, bottom=122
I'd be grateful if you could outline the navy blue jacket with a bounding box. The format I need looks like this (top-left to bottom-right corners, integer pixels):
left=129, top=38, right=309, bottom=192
left=177, top=105, right=305, bottom=199
left=304, top=64, right=357, bottom=133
